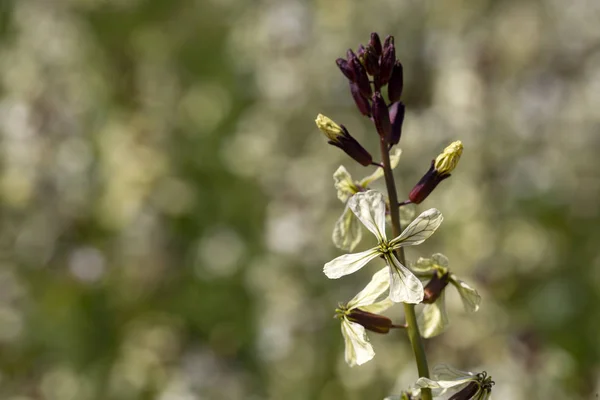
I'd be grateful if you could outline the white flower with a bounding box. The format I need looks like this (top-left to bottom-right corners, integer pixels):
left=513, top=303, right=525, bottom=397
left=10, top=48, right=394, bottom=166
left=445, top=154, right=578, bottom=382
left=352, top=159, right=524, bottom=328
left=324, top=190, right=443, bottom=304
left=335, top=267, right=394, bottom=367
left=413, top=254, right=481, bottom=338
left=332, top=148, right=403, bottom=252
left=415, top=364, right=494, bottom=399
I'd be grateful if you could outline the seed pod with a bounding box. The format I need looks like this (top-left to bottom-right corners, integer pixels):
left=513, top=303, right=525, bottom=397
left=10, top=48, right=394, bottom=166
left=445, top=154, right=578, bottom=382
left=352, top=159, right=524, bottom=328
left=346, top=308, right=393, bottom=334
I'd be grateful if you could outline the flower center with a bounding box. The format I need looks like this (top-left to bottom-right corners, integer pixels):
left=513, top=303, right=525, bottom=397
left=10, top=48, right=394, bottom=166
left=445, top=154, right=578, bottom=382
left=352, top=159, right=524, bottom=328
left=378, top=241, right=393, bottom=255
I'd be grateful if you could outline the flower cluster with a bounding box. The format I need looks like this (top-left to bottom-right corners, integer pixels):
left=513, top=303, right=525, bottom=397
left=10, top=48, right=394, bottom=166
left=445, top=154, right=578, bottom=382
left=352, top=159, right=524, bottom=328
left=314, top=32, right=493, bottom=399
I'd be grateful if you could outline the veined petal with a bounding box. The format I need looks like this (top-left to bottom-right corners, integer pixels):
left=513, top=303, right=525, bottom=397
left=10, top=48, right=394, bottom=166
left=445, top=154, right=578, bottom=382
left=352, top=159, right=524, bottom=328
left=417, top=291, right=449, bottom=338
left=415, top=376, right=473, bottom=397
left=385, top=254, right=424, bottom=303
left=451, top=276, right=482, bottom=312
left=332, top=206, right=362, bottom=252
left=341, top=319, right=375, bottom=367
left=348, top=267, right=390, bottom=309
left=359, top=298, right=394, bottom=314
left=348, top=191, right=388, bottom=241
left=433, top=364, right=476, bottom=380
left=412, top=256, right=436, bottom=273
left=359, top=148, right=402, bottom=187
left=390, top=208, right=443, bottom=248
left=324, top=248, right=380, bottom=279
left=432, top=253, right=449, bottom=268
left=333, top=166, right=358, bottom=203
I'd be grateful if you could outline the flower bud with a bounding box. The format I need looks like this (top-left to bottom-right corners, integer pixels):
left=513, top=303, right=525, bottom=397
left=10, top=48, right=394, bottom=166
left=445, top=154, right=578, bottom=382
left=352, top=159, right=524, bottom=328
left=422, top=271, right=450, bottom=304
left=409, top=141, right=463, bottom=203
left=350, top=82, right=372, bottom=117
left=388, top=61, right=404, bottom=103
left=363, top=46, right=380, bottom=76
left=379, top=35, right=396, bottom=86
left=372, top=92, right=391, bottom=142
left=369, top=32, right=383, bottom=56
left=357, top=44, right=366, bottom=60
left=346, top=308, right=393, bottom=334
left=388, top=101, right=405, bottom=145
left=336, top=58, right=355, bottom=81
left=315, top=114, right=373, bottom=166
left=347, top=49, right=372, bottom=98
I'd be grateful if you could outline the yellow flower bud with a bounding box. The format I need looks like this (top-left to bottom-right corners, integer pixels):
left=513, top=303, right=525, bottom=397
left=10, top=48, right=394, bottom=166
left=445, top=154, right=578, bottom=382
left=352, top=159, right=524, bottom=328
left=434, top=140, right=463, bottom=175
left=315, top=114, right=344, bottom=143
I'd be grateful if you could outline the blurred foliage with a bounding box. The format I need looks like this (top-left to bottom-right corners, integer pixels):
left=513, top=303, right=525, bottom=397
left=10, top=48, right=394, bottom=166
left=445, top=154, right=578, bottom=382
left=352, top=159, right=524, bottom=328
left=0, top=0, right=599, bottom=399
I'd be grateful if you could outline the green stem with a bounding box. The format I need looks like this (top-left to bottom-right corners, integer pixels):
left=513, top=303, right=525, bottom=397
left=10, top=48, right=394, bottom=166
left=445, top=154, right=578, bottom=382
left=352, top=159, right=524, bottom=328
left=379, top=138, right=432, bottom=400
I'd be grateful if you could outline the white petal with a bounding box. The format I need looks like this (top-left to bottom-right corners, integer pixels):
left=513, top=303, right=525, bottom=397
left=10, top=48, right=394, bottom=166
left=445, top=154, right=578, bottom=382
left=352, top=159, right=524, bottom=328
left=451, top=276, right=482, bottom=312
left=348, top=267, right=390, bottom=309
left=348, top=191, right=387, bottom=241
left=359, top=148, right=402, bottom=187
left=433, top=364, right=475, bottom=380
left=417, top=291, right=449, bottom=338
left=390, top=208, right=443, bottom=248
left=323, top=248, right=380, bottom=279
left=386, top=254, right=424, bottom=304
left=414, top=377, right=471, bottom=396
left=359, top=298, right=394, bottom=314
left=431, top=253, right=449, bottom=268
left=411, top=256, right=436, bottom=273
left=341, top=319, right=375, bottom=367
left=333, top=166, right=357, bottom=203
left=332, top=206, right=362, bottom=252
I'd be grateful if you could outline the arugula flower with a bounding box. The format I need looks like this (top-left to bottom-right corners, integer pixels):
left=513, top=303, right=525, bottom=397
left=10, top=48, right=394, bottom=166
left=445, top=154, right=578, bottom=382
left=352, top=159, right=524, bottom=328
left=332, top=148, right=402, bottom=252
left=335, top=267, right=394, bottom=366
left=413, top=254, right=481, bottom=338
left=415, top=364, right=494, bottom=399
left=324, top=190, right=443, bottom=303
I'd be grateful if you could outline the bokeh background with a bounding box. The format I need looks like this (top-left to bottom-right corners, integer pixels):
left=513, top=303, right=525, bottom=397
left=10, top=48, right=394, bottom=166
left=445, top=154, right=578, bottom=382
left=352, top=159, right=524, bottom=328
left=1, top=0, right=599, bottom=399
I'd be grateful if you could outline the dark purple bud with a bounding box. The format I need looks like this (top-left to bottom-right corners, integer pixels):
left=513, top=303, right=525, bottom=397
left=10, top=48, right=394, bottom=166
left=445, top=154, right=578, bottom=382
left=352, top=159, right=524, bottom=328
left=448, top=381, right=480, bottom=400
left=363, top=46, right=380, bottom=76
left=357, top=44, right=366, bottom=60
left=350, top=82, right=372, bottom=117
left=328, top=124, right=373, bottom=166
left=336, top=58, right=355, bottom=81
left=348, top=49, right=372, bottom=98
left=372, top=92, right=391, bottom=141
left=408, top=161, right=451, bottom=204
left=370, top=32, right=382, bottom=56
left=388, top=61, right=404, bottom=102
left=379, top=35, right=396, bottom=86
left=389, top=101, right=405, bottom=145
left=346, top=308, right=393, bottom=334
left=422, top=271, right=450, bottom=304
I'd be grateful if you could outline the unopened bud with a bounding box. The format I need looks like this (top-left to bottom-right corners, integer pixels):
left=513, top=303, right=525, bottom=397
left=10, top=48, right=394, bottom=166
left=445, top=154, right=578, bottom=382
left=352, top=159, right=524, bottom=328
left=434, top=140, right=463, bottom=174
left=379, top=36, right=396, bottom=86
left=363, top=46, right=380, bottom=76
left=372, top=92, right=391, bottom=142
left=409, top=141, right=463, bottom=203
left=422, top=271, right=450, bottom=304
left=388, top=61, right=404, bottom=103
left=336, top=58, right=355, bottom=81
left=369, top=32, right=383, bottom=56
left=315, top=114, right=373, bottom=166
left=388, top=102, right=405, bottom=145
left=350, top=82, right=372, bottom=117
left=346, top=308, right=393, bottom=334
left=347, top=50, right=372, bottom=98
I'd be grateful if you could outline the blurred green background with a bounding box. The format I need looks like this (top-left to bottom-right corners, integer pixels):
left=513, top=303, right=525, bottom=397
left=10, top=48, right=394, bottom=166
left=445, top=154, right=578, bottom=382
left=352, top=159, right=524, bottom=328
left=0, top=0, right=599, bottom=399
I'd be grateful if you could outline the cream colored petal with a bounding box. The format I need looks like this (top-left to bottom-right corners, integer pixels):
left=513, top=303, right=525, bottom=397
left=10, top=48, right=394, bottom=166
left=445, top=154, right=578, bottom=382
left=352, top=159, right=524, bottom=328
left=332, top=207, right=362, bottom=252
left=433, top=364, right=475, bottom=380
left=348, top=190, right=388, bottom=241
left=411, top=256, right=436, bottom=273
left=359, top=298, right=394, bottom=314
left=386, top=254, right=424, bottom=304
left=399, top=203, right=416, bottom=227
left=414, top=377, right=471, bottom=397
left=333, top=166, right=357, bottom=203
left=341, top=319, right=375, bottom=367
left=359, top=148, right=402, bottom=187
left=348, top=267, right=390, bottom=309
left=431, top=253, right=449, bottom=268
left=451, top=276, right=481, bottom=312
left=417, top=291, right=449, bottom=338
left=390, top=208, right=443, bottom=248
left=323, top=248, right=380, bottom=279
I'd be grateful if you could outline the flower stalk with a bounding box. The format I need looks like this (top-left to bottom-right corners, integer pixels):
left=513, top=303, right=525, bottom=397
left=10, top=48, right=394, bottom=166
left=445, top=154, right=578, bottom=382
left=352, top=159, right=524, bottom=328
left=379, top=136, right=433, bottom=400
